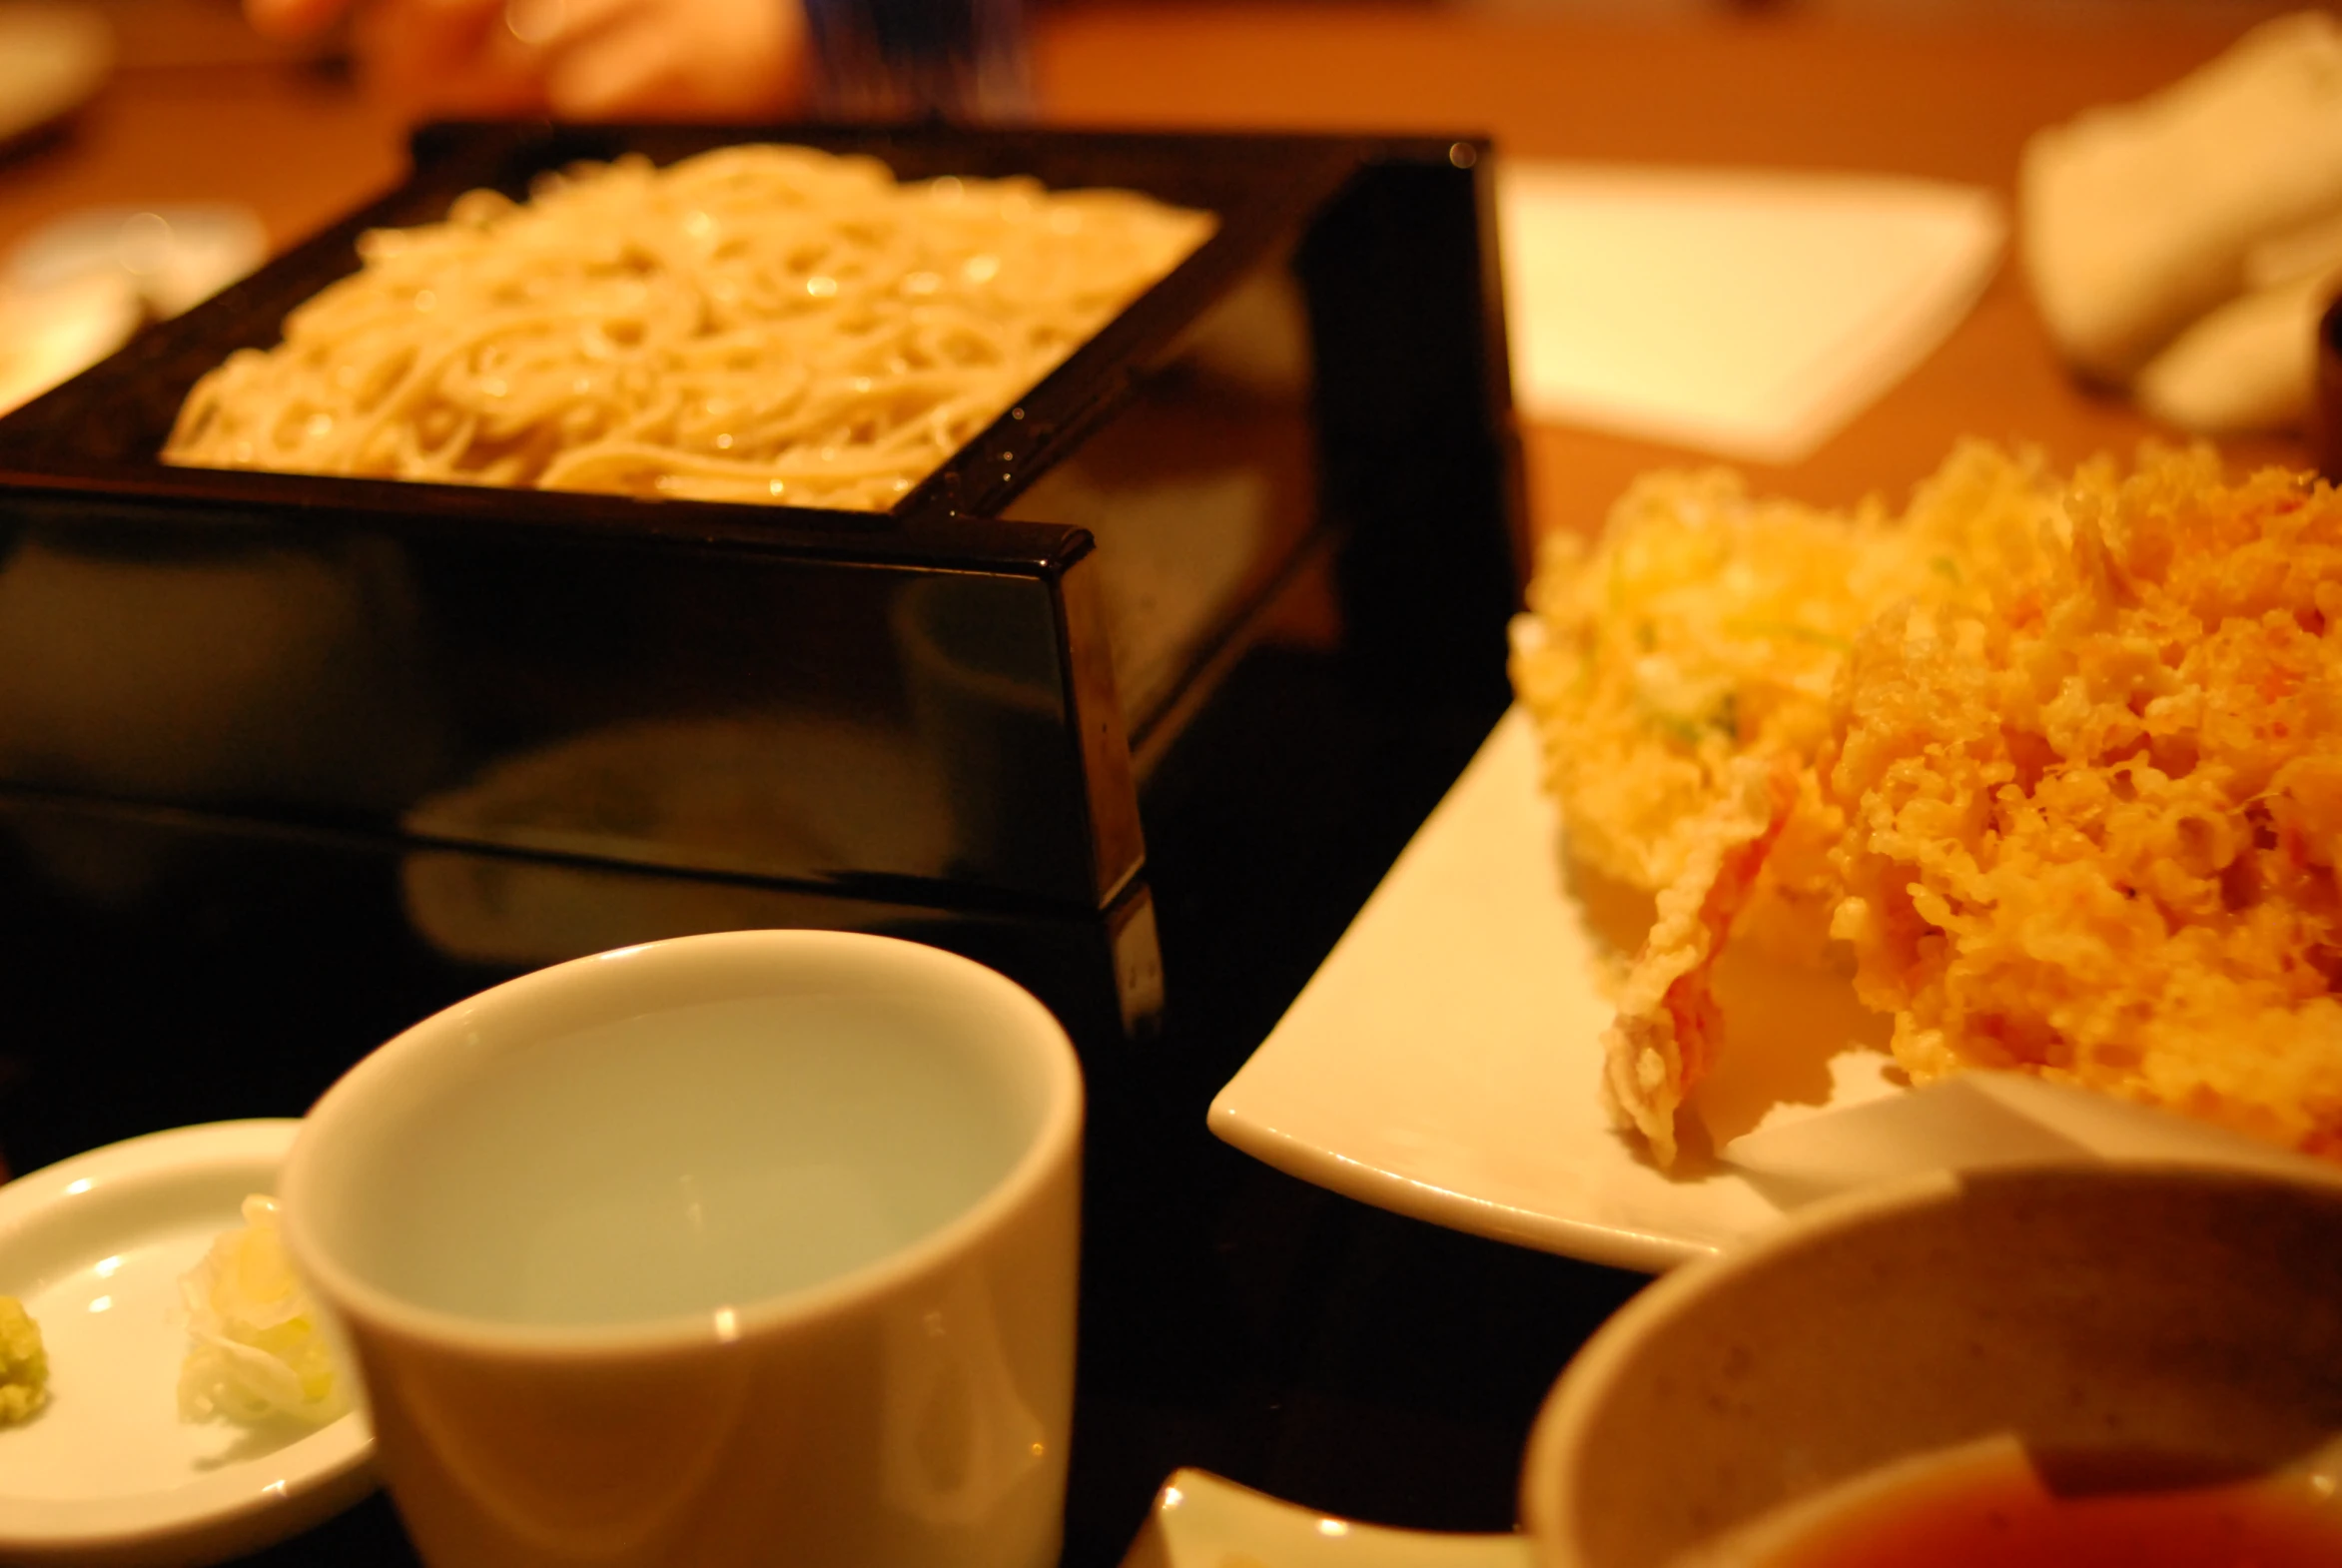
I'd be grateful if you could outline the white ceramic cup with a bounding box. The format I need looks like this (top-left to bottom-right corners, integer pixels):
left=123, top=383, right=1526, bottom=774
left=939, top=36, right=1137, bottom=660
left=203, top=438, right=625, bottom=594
left=280, top=930, right=1084, bottom=1568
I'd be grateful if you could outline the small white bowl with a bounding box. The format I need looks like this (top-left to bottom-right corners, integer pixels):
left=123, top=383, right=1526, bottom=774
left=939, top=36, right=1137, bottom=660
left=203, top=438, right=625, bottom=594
left=0, top=1121, right=375, bottom=1567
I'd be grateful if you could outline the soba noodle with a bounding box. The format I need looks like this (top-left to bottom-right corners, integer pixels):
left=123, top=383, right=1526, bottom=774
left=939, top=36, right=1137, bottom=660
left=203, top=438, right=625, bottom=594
left=163, top=145, right=1214, bottom=510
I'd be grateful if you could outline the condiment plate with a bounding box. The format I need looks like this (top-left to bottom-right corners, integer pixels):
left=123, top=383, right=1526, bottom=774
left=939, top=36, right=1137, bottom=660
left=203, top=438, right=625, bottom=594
left=1116, top=1469, right=1529, bottom=1568
left=0, top=1121, right=374, bottom=1567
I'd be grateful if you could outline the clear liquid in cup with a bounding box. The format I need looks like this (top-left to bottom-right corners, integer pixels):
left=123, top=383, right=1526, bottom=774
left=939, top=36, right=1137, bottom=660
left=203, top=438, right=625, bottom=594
left=341, top=995, right=1033, bottom=1327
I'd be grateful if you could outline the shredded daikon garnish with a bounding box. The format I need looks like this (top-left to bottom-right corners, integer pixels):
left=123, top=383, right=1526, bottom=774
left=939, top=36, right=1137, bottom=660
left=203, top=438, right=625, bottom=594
left=178, top=1194, right=346, bottom=1426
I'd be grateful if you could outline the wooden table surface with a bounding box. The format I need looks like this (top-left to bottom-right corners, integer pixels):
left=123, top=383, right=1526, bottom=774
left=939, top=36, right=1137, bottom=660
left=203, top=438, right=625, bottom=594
left=0, top=0, right=2314, bottom=538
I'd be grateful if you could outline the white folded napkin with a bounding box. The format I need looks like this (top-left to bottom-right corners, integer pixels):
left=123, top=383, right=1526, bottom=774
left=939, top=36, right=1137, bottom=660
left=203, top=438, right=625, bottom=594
left=1497, top=162, right=2003, bottom=465
left=1725, top=1070, right=2341, bottom=1211
left=2022, top=10, right=2342, bottom=435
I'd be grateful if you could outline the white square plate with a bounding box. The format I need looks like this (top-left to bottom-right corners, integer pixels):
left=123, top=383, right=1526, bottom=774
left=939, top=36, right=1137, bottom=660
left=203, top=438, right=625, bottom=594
left=1209, top=708, right=2341, bottom=1273
left=1206, top=707, right=1899, bottom=1273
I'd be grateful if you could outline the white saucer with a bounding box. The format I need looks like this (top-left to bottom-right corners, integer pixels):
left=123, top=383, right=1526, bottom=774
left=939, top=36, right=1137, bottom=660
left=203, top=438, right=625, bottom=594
left=1117, top=1469, right=1532, bottom=1568
left=8, top=203, right=269, bottom=319
left=0, top=1121, right=376, bottom=1568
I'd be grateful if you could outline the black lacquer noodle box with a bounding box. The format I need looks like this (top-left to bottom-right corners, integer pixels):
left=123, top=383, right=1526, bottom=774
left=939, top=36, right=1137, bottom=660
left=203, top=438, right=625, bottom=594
left=0, top=123, right=1521, bottom=1107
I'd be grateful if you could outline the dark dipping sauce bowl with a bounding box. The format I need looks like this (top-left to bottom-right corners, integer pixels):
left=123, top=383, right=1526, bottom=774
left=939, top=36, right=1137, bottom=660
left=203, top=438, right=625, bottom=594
left=1518, top=1165, right=2342, bottom=1568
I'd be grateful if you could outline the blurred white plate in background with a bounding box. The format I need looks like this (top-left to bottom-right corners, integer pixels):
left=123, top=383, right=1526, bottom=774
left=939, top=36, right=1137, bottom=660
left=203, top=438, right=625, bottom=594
left=10, top=204, right=268, bottom=319
left=0, top=272, right=139, bottom=415
left=0, top=203, right=266, bottom=414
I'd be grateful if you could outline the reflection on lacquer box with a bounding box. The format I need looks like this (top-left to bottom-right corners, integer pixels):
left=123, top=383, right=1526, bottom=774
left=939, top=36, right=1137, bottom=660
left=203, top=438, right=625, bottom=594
left=0, top=123, right=1521, bottom=1044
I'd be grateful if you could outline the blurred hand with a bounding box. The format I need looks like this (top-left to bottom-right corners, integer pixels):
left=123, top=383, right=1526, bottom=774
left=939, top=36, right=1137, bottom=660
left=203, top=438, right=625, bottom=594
left=245, top=0, right=808, bottom=122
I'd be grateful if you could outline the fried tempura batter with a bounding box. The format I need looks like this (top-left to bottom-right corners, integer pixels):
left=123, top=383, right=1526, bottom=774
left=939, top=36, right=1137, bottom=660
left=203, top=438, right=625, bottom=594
left=1511, top=443, right=2061, bottom=970
left=1512, top=442, right=2059, bottom=1166
left=1599, top=754, right=1797, bottom=1169
left=1518, top=440, right=2342, bottom=1169
left=1829, top=447, right=2342, bottom=1159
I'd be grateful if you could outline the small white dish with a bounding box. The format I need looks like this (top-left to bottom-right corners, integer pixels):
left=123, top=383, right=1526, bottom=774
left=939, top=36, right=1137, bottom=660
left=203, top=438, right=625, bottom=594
left=1117, top=1468, right=1531, bottom=1568
left=0, top=1121, right=375, bottom=1567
